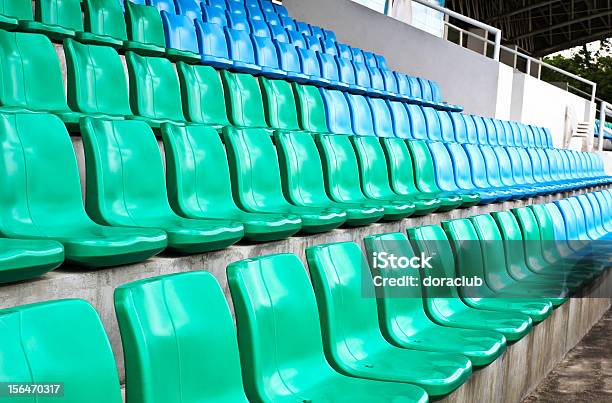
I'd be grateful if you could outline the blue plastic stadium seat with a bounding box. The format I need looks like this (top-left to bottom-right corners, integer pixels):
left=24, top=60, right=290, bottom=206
left=469, top=115, right=488, bottom=145
left=175, top=0, right=202, bottom=20
left=274, top=3, right=289, bottom=16
left=263, top=10, right=281, bottom=26
left=324, top=29, right=336, bottom=41
left=305, top=35, right=323, bottom=52
left=368, top=66, right=388, bottom=97
left=388, top=100, right=412, bottom=139
left=368, top=98, right=395, bottom=138
left=201, top=4, right=227, bottom=25
left=249, top=19, right=270, bottom=37
left=227, top=13, right=250, bottom=31
left=161, top=12, right=201, bottom=62
left=258, top=0, right=275, bottom=13
left=225, top=27, right=261, bottom=73
left=364, top=51, right=377, bottom=68
left=247, top=7, right=264, bottom=21
left=322, top=38, right=338, bottom=55
left=375, top=54, right=388, bottom=69
left=317, top=53, right=348, bottom=90
left=269, top=24, right=288, bottom=42
left=147, top=0, right=176, bottom=13
left=295, top=20, right=311, bottom=36
left=438, top=110, right=458, bottom=142
left=336, top=43, right=352, bottom=59
left=288, top=30, right=306, bottom=48
left=252, top=34, right=286, bottom=78
left=275, top=42, right=309, bottom=82
left=404, top=104, right=430, bottom=140
left=381, top=69, right=401, bottom=100
left=310, top=25, right=325, bottom=39
left=421, top=107, right=444, bottom=142
left=483, top=117, right=498, bottom=145
left=207, top=0, right=225, bottom=8
left=346, top=94, right=375, bottom=136
left=297, top=48, right=330, bottom=87
left=226, top=2, right=246, bottom=15
left=280, top=15, right=296, bottom=31
left=351, top=47, right=366, bottom=63
left=353, top=61, right=373, bottom=93
left=320, top=89, right=353, bottom=135
left=195, top=21, right=233, bottom=68
left=336, top=57, right=366, bottom=94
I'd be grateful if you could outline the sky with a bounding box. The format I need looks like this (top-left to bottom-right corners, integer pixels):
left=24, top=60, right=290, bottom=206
left=551, top=39, right=611, bottom=58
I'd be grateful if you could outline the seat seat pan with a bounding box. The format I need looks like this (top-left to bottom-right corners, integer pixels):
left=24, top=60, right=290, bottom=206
left=165, top=48, right=201, bottom=63
left=231, top=61, right=262, bottom=74
left=75, top=32, right=124, bottom=49
left=285, top=206, right=346, bottom=233
left=466, top=298, right=552, bottom=323
left=127, top=115, right=187, bottom=129
left=0, top=15, right=18, bottom=30
left=19, top=21, right=76, bottom=40
left=260, top=66, right=288, bottom=79
left=201, top=54, right=235, bottom=69
left=199, top=210, right=302, bottom=242
left=123, top=40, right=166, bottom=56
left=0, top=239, right=64, bottom=283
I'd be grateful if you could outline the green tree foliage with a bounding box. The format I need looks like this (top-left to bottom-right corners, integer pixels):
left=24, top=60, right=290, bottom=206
left=542, top=38, right=612, bottom=103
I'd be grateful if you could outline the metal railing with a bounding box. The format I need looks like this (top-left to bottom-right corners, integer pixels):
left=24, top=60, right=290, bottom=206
left=598, top=102, right=612, bottom=152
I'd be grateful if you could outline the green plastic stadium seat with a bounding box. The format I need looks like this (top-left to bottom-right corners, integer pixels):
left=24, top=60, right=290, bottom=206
left=259, top=77, right=303, bottom=131
left=19, top=0, right=84, bottom=40
left=0, top=0, right=32, bottom=30
left=274, top=130, right=385, bottom=226
left=227, top=254, right=430, bottom=403
left=115, top=271, right=250, bottom=403
left=162, top=123, right=302, bottom=241
left=293, top=83, right=330, bottom=133
left=177, top=62, right=230, bottom=130
left=468, top=214, right=568, bottom=307
left=442, top=218, right=553, bottom=322
left=306, top=242, right=472, bottom=397
left=64, top=39, right=133, bottom=119
left=408, top=225, right=533, bottom=342
left=380, top=137, right=462, bottom=212
left=81, top=118, right=244, bottom=253
left=316, top=133, right=416, bottom=221
left=0, top=113, right=167, bottom=267
left=77, top=0, right=128, bottom=48
left=124, top=1, right=166, bottom=56
left=0, top=300, right=122, bottom=402
left=512, top=207, right=597, bottom=283
left=364, top=232, right=506, bottom=367
left=223, top=126, right=347, bottom=233
left=407, top=139, right=480, bottom=208
left=220, top=71, right=270, bottom=130
left=126, top=51, right=187, bottom=128
left=491, top=211, right=582, bottom=291
left=0, top=30, right=83, bottom=130
left=0, top=239, right=64, bottom=283
left=351, top=136, right=441, bottom=216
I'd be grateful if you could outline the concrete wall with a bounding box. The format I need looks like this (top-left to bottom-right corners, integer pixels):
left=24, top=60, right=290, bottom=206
left=284, top=0, right=507, bottom=118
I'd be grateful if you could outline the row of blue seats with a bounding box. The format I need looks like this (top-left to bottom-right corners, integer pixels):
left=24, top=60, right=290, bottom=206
left=320, top=89, right=553, bottom=147
left=142, top=0, right=290, bottom=20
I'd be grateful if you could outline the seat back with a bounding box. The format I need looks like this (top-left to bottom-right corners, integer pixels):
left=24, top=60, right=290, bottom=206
left=381, top=69, right=398, bottom=95
left=482, top=117, right=498, bottom=145
left=380, top=137, right=421, bottom=195
left=297, top=47, right=323, bottom=79
left=249, top=19, right=270, bottom=37
left=221, top=70, right=267, bottom=128
left=368, top=66, right=386, bottom=92
left=387, top=100, right=411, bottom=139
left=437, top=111, right=456, bottom=142
left=161, top=11, right=199, bottom=54
left=175, top=0, right=202, bottom=20
left=422, top=107, right=443, bottom=142
left=252, top=34, right=282, bottom=72
left=35, top=0, right=84, bottom=32
left=225, top=27, right=258, bottom=65
left=162, top=124, right=239, bottom=216
left=478, top=145, right=504, bottom=187
left=227, top=254, right=337, bottom=401
left=0, top=31, right=68, bottom=112
left=126, top=52, right=185, bottom=122
left=346, top=93, right=374, bottom=136
left=275, top=131, right=332, bottom=206
left=462, top=144, right=490, bottom=189
left=64, top=39, right=132, bottom=116
left=275, top=41, right=302, bottom=75
left=227, top=13, right=249, bottom=31
left=492, top=146, right=516, bottom=187
left=405, top=104, right=429, bottom=140
left=260, top=77, right=301, bottom=131
left=0, top=0, right=32, bottom=21
left=81, top=118, right=175, bottom=225
left=0, top=300, right=122, bottom=402
left=492, top=119, right=507, bottom=146
left=336, top=56, right=357, bottom=87
left=317, top=52, right=340, bottom=83
left=201, top=4, right=227, bottom=25
left=517, top=147, right=536, bottom=184
left=353, top=61, right=372, bottom=89
left=147, top=0, right=175, bottom=13
left=491, top=211, right=533, bottom=276
left=445, top=142, right=476, bottom=191
left=293, top=83, right=329, bottom=133
left=306, top=36, right=322, bottom=52
left=352, top=136, right=394, bottom=198
left=427, top=141, right=459, bottom=191
left=407, top=140, right=441, bottom=193
left=417, top=77, right=433, bottom=101
left=115, top=272, right=249, bottom=403
left=125, top=1, right=166, bottom=49
left=83, top=0, right=128, bottom=42
left=0, top=113, right=92, bottom=235
left=472, top=116, right=488, bottom=145
left=320, top=89, right=353, bottom=135
left=368, top=98, right=395, bottom=138
left=449, top=112, right=468, bottom=143
left=177, top=62, right=230, bottom=127
left=287, top=30, right=306, bottom=48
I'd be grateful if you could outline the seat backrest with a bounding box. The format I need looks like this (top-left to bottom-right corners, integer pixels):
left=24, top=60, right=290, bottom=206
left=221, top=70, right=267, bottom=128
left=227, top=254, right=337, bottom=401
left=249, top=19, right=270, bottom=37
left=345, top=93, right=374, bottom=136
left=404, top=104, right=429, bottom=140
left=449, top=112, right=468, bottom=143
left=353, top=61, right=372, bottom=88
left=351, top=47, right=365, bottom=63
left=161, top=11, right=199, bottom=54
left=305, top=36, right=322, bottom=52
left=534, top=148, right=553, bottom=181
left=115, top=271, right=249, bottom=403
left=526, top=148, right=544, bottom=181
left=0, top=299, right=122, bottom=402
left=490, top=211, right=534, bottom=277
left=407, top=139, right=441, bottom=193
left=387, top=100, right=411, bottom=139
left=417, top=77, right=433, bottom=101
left=421, top=107, right=443, bottom=142
left=554, top=199, right=585, bottom=241
left=175, top=0, right=202, bottom=20
left=260, top=77, right=300, bottom=131
left=505, top=146, right=527, bottom=184
left=147, top=0, right=175, bottom=13
left=83, top=0, right=128, bottom=41
left=126, top=52, right=185, bottom=122
left=316, top=133, right=367, bottom=202
left=252, top=34, right=282, bottom=71
left=368, top=66, right=385, bottom=92
left=437, top=111, right=456, bottom=142
left=508, top=121, right=523, bottom=146
left=310, top=25, right=325, bottom=39
left=275, top=131, right=333, bottom=206
left=517, top=147, right=535, bottom=183
left=269, top=24, right=288, bottom=42
left=336, top=56, right=357, bottom=86
left=64, top=39, right=132, bottom=116
left=381, top=69, right=398, bottom=95
left=263, top=9, right=281, bottom=26
left=201, top=4, right=227, bottom=25
left=395, top=72, right=410, bottom=98
left=478, top=144, right=504, bottom=187
left=0, top=0, right=32, bottom=20
left=462, top=114, right=479, bottom=144
left=280, top=15, right=296, bottom=31
left=0, top=30, right=68, bottom=112
left=492, top=119, right=507, bottom=146
left=491, top=146, right=516, bottom=186
left=162, top=123, right=240, bottom=216
left=293, top=83, right=329, bottom=133
left=306, top=242, right=393, bottom=362
left=227, top=13, right=250, bottom=31
left=0, top=113, right=92, bottom=234
left=223, top=126, right=289, bottom=210
left=225, top=27, right=257, bottom=65
left=317, top=52, right=340, bottom=83
left=368, top=97, right=395, bottom=138
left=380, top=137, right=421, bottom=195
left=35, top=0, right=84, bottom=31
left=482, top=117, right=498, bottom=145
left=462, top=143, right=490, bottom=189
left=363, top=51, right=377, bottom=68
left=471, top=116, right=488, bottom=144
left=287, top=30, right=305, bottom=48
left=125, top=1, right=166, bottom=48
left=275, top=41, right=301, bottom=75
left=81, top=118, right=176, bottom=225
left=177, top=62, right=230, bottom=127
left=322, top=38, right=338, bottom=56
left=297, top=47, right=323, bottom=78
left=427, top=141, right=459, bottom=191
left=320, top=89, right=353, bottom=135
left=351, top=136, right=394, bottom=198
left=336, top=42, right=352, bottom=59
left=500, top=121, right=515, bottom=146
left=445, top=142, right=475, bottom=191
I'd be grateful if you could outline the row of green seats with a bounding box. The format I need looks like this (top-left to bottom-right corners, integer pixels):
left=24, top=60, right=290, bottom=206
left=0, top=238, right=64, bottom=283
left=3, top=202, right=606, bottom=401
left=0, top=0, right=165, bottom=54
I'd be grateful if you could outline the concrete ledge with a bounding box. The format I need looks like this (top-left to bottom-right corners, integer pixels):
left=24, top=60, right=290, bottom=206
left=0, top=186, right=608, bottom=395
